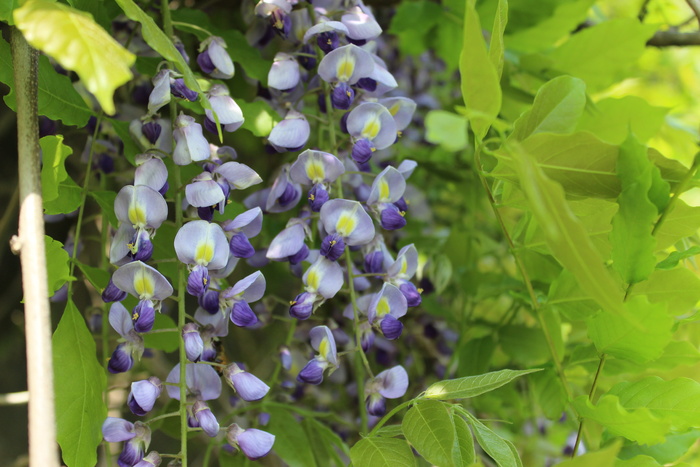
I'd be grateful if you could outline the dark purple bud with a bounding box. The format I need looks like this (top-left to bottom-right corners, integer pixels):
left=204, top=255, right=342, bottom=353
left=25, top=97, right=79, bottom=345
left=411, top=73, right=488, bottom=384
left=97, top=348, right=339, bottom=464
left=278, top=183, right=297, bottom=208
left=366, top=394, right=386, bottom=416
left=132, top=83, right=151, bottom=106
left=158, top=181, right=169, bottom=197
left=297, top=359, right=324, bottom=385
left=96, top=153, right=114, bottom=174
left=317, top=31, right=340, bottom=54
left=197, top=49, right=215, bottom=74
left=39, top=117, right=57, bottom=137
left=399, top=281, right=422, bottom=307
left=142, top=121, right=162, bottom=145
left=108, top=343, right=134, bottom=373
left=394, top=196, right=408, bottom=212
left=230, top=233, right=255, bottom=258
left=132, top=300, right=156, bottom=333
left=317, top=93, right=327, bottom=114
left=175, top=41, right=190, bottom=64
left=231, top=300, right=259, bottom=327
left=279, top=346, right=292, bottom=371
left=380, top=204, right=407, bottom=230
left=320, top=233, right=345, bottom=262
left=197, top=206, right=215, bottom=222
left=187, top=264, right=210, bottom=297
left=103, top=278, right=127, bottom=303
left=340, top=112, right=349, bottom=134
left=288, top=244, right=309, bottom=265
left=347, top=37, right=367, bottom=46
left=351, top=138, right=375, bottom=164
left=356, top=77, right=378, bottom=92
left=308, top=184, right=329, bottom=212
left=289, top=292, right=315, bottom=320
left=364, top=250, right=384, bottom=274
left=298, top=44, right=316, bottom=70
left=270, top=9, right=292, bottom=38
left=381, top=315, right=404, bottom=340
left=193, top=400, right=220, bottom=437
left=170, top=78, right=198, bottom=101
left=183, top=323, right=204, bottom=362
left=331, top=82, right=355, bottom=110
left=203, top=116, right=218, bottom=135
left=130, top=229, right=154, bottom=262
left=199, top=290, right=220, bottom=314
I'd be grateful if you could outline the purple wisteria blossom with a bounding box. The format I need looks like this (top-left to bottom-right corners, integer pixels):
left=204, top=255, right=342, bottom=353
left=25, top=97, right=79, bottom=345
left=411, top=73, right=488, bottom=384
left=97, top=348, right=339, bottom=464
left=368, top=283, right=408, bottom=340
left=128, top=377, right=163, bottom=416
left=347, top=102, right=397, bottom=164
left=289, top=150, right=345, bottom=212
left=166, top=364, right=223, bottom=437
left=102, top=418, right=151, bottom=466
left=365, top=365, right=409, bottom=416
left=204, top=84, right=244, bottom=133
left=220, top=271, right=266, bottom=327
left=197, top=36, right=234, bottom=80
left=387, top=244, right=422, bottom=307
left=297, top=325, right=338, bottom=385
left=174, top=220, right=229, bottom=296
left=367, top=166, right=408, bottom=231
left=223, top=363, right=270, bottom=401
left=173, top=114, right=210, bottom=165
left=112, top=261, right=173, bottom=333
left=268, top=109, right=310, bottom=153
left=222, top=207, right=263, bottom=259
left=268, top=52, right=300, bottom=92
left=226, top=424, right=275, bottom=460
left=107, top=302, right=144, bottom=373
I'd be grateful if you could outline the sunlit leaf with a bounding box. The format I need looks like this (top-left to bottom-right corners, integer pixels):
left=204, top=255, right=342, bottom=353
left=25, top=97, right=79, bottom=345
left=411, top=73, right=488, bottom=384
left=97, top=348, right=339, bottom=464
left=654, top=200, right=700, bottom=250
left=425, top=110, right=468, bottom=152
left=45, top=235, right=72, bottom=296
left=555, top=440, right=621, bottom=467
left=0, top=0, right=19, bottom=24
left=488, top=0, right=508, bottom=79
left=40, top=134, right=82, bottom=214
left=577, top=97, right=668, bottom=145
left=53, top=300, right=107, bottom=467
left=424, top=368, right=542, bottom=400
left=530, top=368, right=568, bottom=419
left=350, top=437, right=416, bottom=467
left=656, top=246, right=700, bottom=270
left=463, top=412, right=522, bottom=467
left=631, top=267, right=700, bottom=314
left=618, top=429, right=700, bottom=465
left=402, top=400, right=458, bottom=467
left=453, top=413, right=475, bottom=465
left=14, top=0, right=135, bottom=115
left=266, top=407, right=317, bottom=467
left=237, top=100, right=280, bottom=138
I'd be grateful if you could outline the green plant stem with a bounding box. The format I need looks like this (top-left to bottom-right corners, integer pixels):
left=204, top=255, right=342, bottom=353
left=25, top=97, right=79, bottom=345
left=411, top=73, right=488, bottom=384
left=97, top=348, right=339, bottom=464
left=146, top=410, right=181, bottom=424
left=473, top=143, right=573, bottom=403
left=652, top=153, right=700, bottom=237
left=571, top=353, right=606, bottom=457
left=99, top=173, right=114, bottom=467
left=368, top=398, right=415, bottom=436
left=67, top=112, right=103, bottom=296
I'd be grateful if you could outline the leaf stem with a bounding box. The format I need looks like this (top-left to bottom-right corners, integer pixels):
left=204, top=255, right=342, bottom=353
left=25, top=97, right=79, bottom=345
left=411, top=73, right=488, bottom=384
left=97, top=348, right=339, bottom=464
left=146, top=410, right=181, bottom=424
left=571, top=353, right=606, bottom=457
left=368, top=398, right=416, bottom=436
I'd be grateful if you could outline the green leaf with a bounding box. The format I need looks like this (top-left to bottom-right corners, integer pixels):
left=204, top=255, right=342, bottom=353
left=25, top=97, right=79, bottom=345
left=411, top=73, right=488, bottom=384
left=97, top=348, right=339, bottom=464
left=109, top=118, right=140, bottom=165
left=237, top=100, right=281, bottom=137
left=548, top=269, right=600, bottom=321
left=40, top=135, right=73, bottom=204
left=89, top=190, right=118, bottom=228
left=549, top=19, right=657, bottom=91
left=654, top=200, right=700, bottom=250
left=488, top=0, right=508, bottom=79
left=499, top=325, right=551, bottom=365
left=53, top=300, right=107, bottom=467
left=14, top=0, right=135, bottom=115
left=530, top=368, right=568, bottom=419
left=572, top=394, right=671, bottom=445
left=618, top=429, right=700, bottom=465
left=402, top=400, right=458, bottom=467
left=555, top=440, right=622, bottom=467
left=45, top=235, right=72, bottom=295
left=142, top=313, right=179, bottom=352
left=453, top=413, right=476, bottom=465
left=375, top=425, right=404, bottom=438
left=650, top=340, right=700, bottom=369
left=0, top=37, right=92, bottom=126
left=113, top=0, right=206, bottom=107
left=458, top=335, right=496, bottom=376
left=350, top=437, right=416, bottom=467
left=610, top=134, right=662, bottom=284
left=389, top=1, right=442, bottom=36
left=76, top=262, right=110, bottom=291
left=656, top=246, right=700, bottom=270
left=577, top=97, right=668, bottom=145
left=303, top=418, right=348, bottom=467
left=425, top=110, right=468, bottom=152
left=615, top=455, right=662, bottom=467
left=608, top=377, right=700, bottom=431
left=463, top=412, right=521, bottom=467
left=510, top=76, right=587, bottom=142
left=460, top=0, right=501, bottom=140
left=631, top=267, right=700, bottom=314
left=506, top=142, right=627, bottom=317
left=587, top=296, right=673, bottom=364
left=424, top=368, right=542, bottom=400
left=0, top=0, right=19, bottom=24
left=265, top=407, right=317, bottom=467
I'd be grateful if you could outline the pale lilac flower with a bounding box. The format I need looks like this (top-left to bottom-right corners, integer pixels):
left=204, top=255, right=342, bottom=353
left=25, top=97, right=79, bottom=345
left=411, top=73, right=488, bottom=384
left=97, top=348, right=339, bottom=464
left=197, top=36, right=234, bottom=80
left=173, top=114, right=210, bottom=165
left=128, top=377, right=163, bottom=416
left=320, top=198, right=375, bottom=246
left=318, top=44, right=374, bottom=85
left=368, top=283, right=408, bottom=340
left=222, top=207, right=263, bottom=259
left=268, top=109, right=310, bottom=153
left=298, top=325, right=338, bottom=385
left=224, top=363, right=270, bottom=401
left=221, top=271, right=266, bottom=327
left=102, top=418, right=151, bottom=466
left=268, top=53, right=300, bottom=91
left=227, top=424, right=275, bottom=460
left=365, top=366, right=408, bottom=416
left=174, top=220, right=230, bottom=296
left=205, top=84, right=244, bottom=132
left=107, top=302, right=144, bottom=373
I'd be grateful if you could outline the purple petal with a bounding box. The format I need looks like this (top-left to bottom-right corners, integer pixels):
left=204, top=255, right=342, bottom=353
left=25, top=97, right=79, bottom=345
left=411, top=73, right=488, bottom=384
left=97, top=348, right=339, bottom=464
left=134, top=155, right=168, bottom=192
left=297, top=359, right=325, bottom=385
left=165, top=363, right=222, bottom=401
left=289, top=149, right=345, bottom=185
left=194, top=306, right=229, bottom=337
left=238, top=428, right=275, bottom=460
left=229, top=233, right=255, bottom=258
left=366, top=393, right=386, bottom=416
left=103, top=278, right=127, bottom=303
left=380, top=315, right=404, bottom=340
left=206, top=87, right=244, bottom=128
left=227, top=271, right=266, bottom=302
left=102, top=417, right=135, bottom=442
left=132, top=299, right=156, bottom=333
left=173, top=114, right=210, bottom=165
left=347, top=102, right=397, bottom=149
left=367, top=166, right=406, bottom=205
left=206, top=37, right=234, bottom=79
left=230, top=300, right=259, bottom=328
left=186, top=175, right=225, bottom=208
left=266, top=223, right=307, bottom=260
left=109, top=302, right=134, bottom=338
left=302, top=20, right=348, bottom=43
left=289, top=292, right=316, bottom=320
left=368, top=283, right=408, bottom=323
left=174, top=220, right=229, bottom=270
left=377, top=365, right=409, bottom=399
left=388, top=244, right=418, bottom=280
left=114, top=185, right=168, bottom=230
left=341, top=6, right=382, bottom=41
left=318, top=44, right=374, bottom=84
left=320, top=199, right=375, bottom=246
left=183, top=323, right=204, bottom=362
left=215, top=162, right=262, bottom=190
left=268, top=52, right=300, bottom=91
left=108, top=343, right=134, bottom=374
left=109, top=224, right=135, bottom=266
left=399, top=281, right=422, bottom=307
left=309, top=325, right=337, bottom=366
left=193, top=400, right=220, bottom=437
left=320, top=233, right=345, bottom=262
left=148, top=69, right=172, bottom=115
left=303, top=257, right=344, bottom=299
left=380, top=203, right=407, bottom=230
left=230, top=371, right=270, bottom=401
left=380, top=97, right=417, bottom=131
left=268, top=110, right=310, bottom=152
left=224, top=207, right=263, bottom=237
left=128, top=377, right=162, bottom=416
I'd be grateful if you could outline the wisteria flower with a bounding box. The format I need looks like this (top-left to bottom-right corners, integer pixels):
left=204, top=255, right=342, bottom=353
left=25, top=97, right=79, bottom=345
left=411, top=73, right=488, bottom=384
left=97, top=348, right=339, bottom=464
left=368, top=283, right=408, bottom=339
left=112, top=261, right=173, bottom=332
left=365, top=365, right=408, bottom=416
left=115, top=185, right=168, bottom=230
left=221, top=271, right=266, bottom=327
left=290, top=150, right=345, bottom=212
left=387, top=244, right=422, bottom=307
left=268, top=52, right=300, bottom=92
left=174, top=220, right=229, bottom=296
left=367, top=166, right=408, bottom=230
left=347, top=102, right=397, bottom=164
left=173, top=114, right=210, bottom=165
left=297, top=325, right=338, bottom=385
left=204, top=84, right=244, bottom=133
left=302, top=18, right=348, bottom=54
left=268, top=109, right=310, bottom=153
left=134, top=452, right=161, bottom=467
left=318, top=44, right=374, bottom=85
left=320, top=198, right=375, bottom=249
left=197, top=36, right=234, bottom=80
left=134, top=153, right=168, bottom=195
left=227, top=424, right=275, bottom=460
left=222, top=207, right=263, bottom=259
left=166, top=364, right=223, bottom=437
left=128, top=377, right=163, bottom=416
left=266, top=219, right=309, bottom=263
left=223, top=363, right=270, bottom=401
left=107, top=302, right=144, bottom=373
left=255, top=0, right=292, bottom=37
left=103, top=418, right=151, bottom=467
left=341, top=5, right=382, bottom=43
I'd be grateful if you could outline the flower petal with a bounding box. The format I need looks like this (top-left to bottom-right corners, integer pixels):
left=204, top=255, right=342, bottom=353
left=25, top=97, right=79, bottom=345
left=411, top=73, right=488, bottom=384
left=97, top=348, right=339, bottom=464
left=346, top=102, right=397, bottom=149
left=216, top=162, right=263, bottom=190
left=266, top=222, right=307, bottom=260
left=268, top=52, right=300, bottom=91
left=367, top=166, right=406, bottom=205
left=377, top=365, right=409, bottom=399
left=224, top=207, right=263, bottom=238
left=174, top=220, right=230, bottom=270
left=113, top=261, right=173, bottom=301
left=289, top=149, right=345, bottom=185
left=115, top=185, right=168, bottom=229
left=318, top=44, right=374, bottom=84
left=102, top=417, right=135, bottom=442
left=227, top=271, right=266, bottom=303
left=303, top=257, right=344, bottom=299
left=309, top=325, right=337, bottom=366
left=320, top=198, right=375, bottom=246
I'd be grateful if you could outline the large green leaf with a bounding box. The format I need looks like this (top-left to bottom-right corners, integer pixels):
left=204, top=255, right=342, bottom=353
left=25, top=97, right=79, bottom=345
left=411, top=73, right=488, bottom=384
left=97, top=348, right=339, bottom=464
left=0, top=0, right=19, bottom=24
left=530, top=368, right=568, bottom=419
left=402, top=400, right=458, bottom=467
left=0, top=37, right=92, bottom=126
left=656, top=246, right=700, bottom=270
left=549, top=19, right=657, bottom=91
left=45, top=235, right=72, bottom=295
left=303, top=418, right=349, bottom=467
left=488, top=0, right=508, bottom=79
left=610, top=134, right=663, bottom=284
left=462, top=412, right=521, bottom=467
left=608, top=377, right=700, bottom=431
left=350, top=437, right=416, bottom=467
left=507, top=142, right=626, bottom=317
left=510, top=76, right=586, bottom=142
left=14, top=0, right=135, bottom=115
left=555, top=441, right=621, bottom=467
left=53, top=300, right=107, bottom=467
left=498, top=325, right=551, bottom=365
left=265, top=407, right=317, bottom=467
left=40, top=135, right=72, bottom=205
left=113, top=0, right=207, bottom=108
left=654, top=200, right=700, bottom=250
left=572, top=394, right=671, bottom=445
left=424, top=368, right=541, bottom=400
left=631, top=267, right=700, bottom=315
left=75, top=261, right=110, bottom=291
left=587, top=296, right=673, bottom=364
left=453, top=414, right=475, bottom=465
left=577, top=97, right=668, bottom=145
left=425, top=110, right=469, bottom=152
left=460, top=0, right=501, bottom=140
left=618, top=429, right=700, bottom=465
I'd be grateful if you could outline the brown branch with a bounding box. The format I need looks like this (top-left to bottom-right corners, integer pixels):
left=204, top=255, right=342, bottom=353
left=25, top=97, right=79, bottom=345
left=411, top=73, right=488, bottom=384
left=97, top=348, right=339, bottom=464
left=686, top=0, right=700, bottom=26
left=647, top=29, right=700, bottom=47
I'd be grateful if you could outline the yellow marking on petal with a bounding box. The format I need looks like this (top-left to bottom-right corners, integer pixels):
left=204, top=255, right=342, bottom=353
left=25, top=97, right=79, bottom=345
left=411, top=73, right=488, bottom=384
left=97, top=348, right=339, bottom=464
left=128, top=205, right=147, bottom=227
left=378, top=178, right=390, bottom=202
left=307, top=268, right=320, bottom=291
left=306, top=159, right=326, bottom=182
left=133, top=268, right=155, bottom=299
left=361, top=117, right=381, bottom=140
left=336, top=212, right=357, bottom=237
left=400, top=258, right=407, bottom=276
left=319, top=337, right=331, bottom=359
left=389, top=103, right=401, bottom=116
left=195, top=241, right=215, bottom=266
left=376, top=297, right=390, bottom=318
left=336, top=53, right=356, bottom=82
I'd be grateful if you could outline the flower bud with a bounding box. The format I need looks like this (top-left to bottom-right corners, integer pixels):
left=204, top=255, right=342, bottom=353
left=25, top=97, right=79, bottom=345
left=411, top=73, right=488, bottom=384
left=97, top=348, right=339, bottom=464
left=226, top=424, right=275, bottom=460
left=187, top=264, right=210, bottom=297
left=320, top=233, right=345, bottom=262
left=183, top=323, right=204, bottom=362
left=331, top=82, right=354, bottom=110
left=102, top=278, right=127, bottom=303
left=351, top=138, right=375, bottom=164
left=192, top=400, right=220, bottom=437
left=132, top=300, right=156, bottom=333
left=224, top=363, right=270, bottom=401
left=128, top=377, right=163, bottom=416
left=231, top=300, right=259, bottom=328
left=229, top=232, right=255, bottom=258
